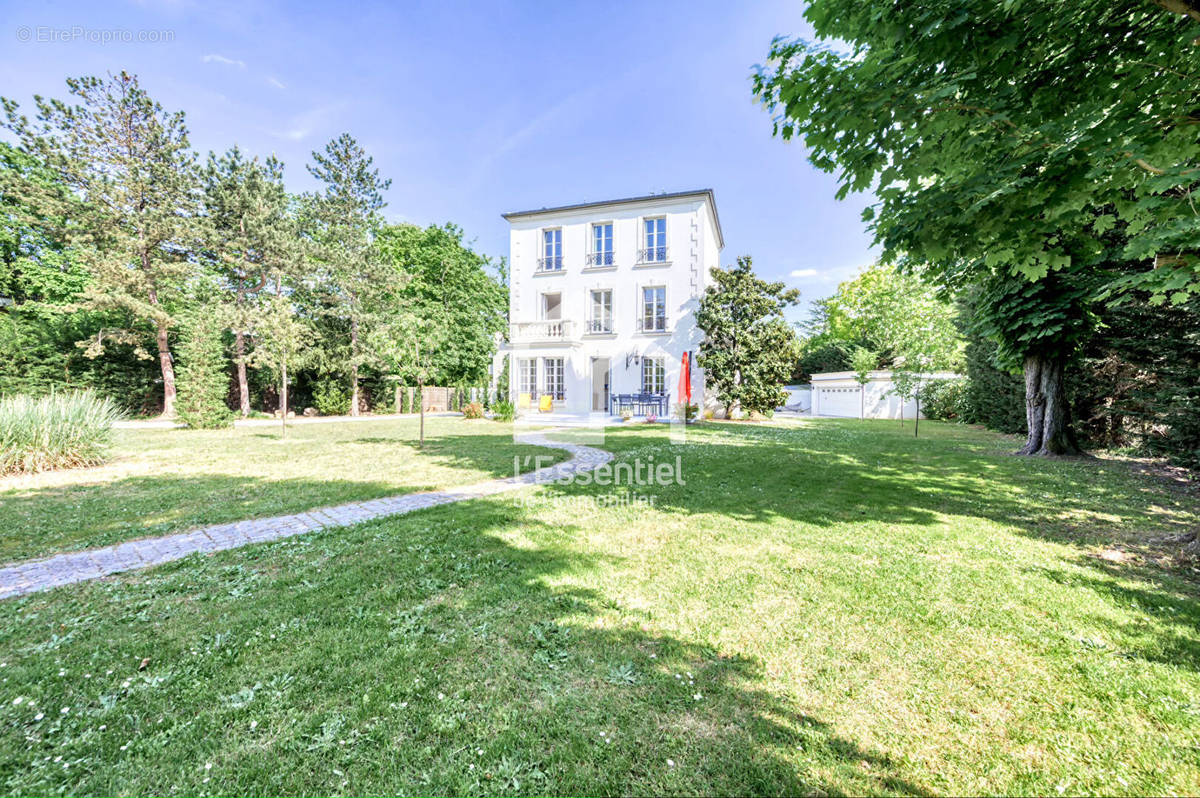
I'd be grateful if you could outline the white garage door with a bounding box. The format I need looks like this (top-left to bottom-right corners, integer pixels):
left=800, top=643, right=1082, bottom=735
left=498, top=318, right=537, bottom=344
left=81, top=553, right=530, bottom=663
left=817, top=386, right=860, bottom=418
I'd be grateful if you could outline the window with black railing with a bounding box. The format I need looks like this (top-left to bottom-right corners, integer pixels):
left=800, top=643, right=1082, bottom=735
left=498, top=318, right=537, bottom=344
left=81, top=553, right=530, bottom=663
left=641, top=217, right=666, bottom=262
left=637, top=247, right=668, bottom=263
left=539, top=228, right=563, bottom=271
left=588, top=289, right=613, bottom=333
left=588, top=223, right=614, bottom=267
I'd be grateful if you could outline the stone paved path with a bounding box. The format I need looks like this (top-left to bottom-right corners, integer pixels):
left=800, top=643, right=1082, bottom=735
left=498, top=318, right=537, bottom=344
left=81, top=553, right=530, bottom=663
left=0, top=431, right=611, bottom=601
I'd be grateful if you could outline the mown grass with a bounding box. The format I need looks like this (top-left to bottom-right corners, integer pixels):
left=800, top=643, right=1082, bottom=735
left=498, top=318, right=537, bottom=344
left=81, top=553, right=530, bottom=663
left=0, top=416, right=564, bottom=563
left=0, top=419, right=1197, bottom=795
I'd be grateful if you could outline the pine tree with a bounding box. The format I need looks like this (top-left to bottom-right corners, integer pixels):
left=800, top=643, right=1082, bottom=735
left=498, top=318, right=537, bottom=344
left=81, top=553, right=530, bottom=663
left=2, top=72, right=200, bottom=417
left=302, top=134, right=395, bottom=416
left=176, top=302, right=233, bottom=429
left=200, top=147, right=295, bottom=417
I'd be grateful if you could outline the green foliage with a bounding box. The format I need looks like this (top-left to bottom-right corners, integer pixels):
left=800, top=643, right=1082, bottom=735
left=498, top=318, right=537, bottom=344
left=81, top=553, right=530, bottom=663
left=312, top=376, right=351, bottom=416
left=697, top=256, right=801, bottom=415
left=3, top=72, right=201, bottom=416
left=491, top=399, right=516, bottom=422
left=301, top=133, right=400, bottom=411
left=201, top=146, right=298, bottom=415
left=971, top=269, right=1097, bottom=370
left=805, top=263, right=964, bottom=370
left=376, top=223, right=507, bottom=385
left=962, top=331, right=1028, bottom=436
left=1075, top=291, right=1200, bottom=470
left=175, top=305, right=233, bottom=430
left=0, top=390, right=122, bottom=475
left=849, top=346, right=877, bottom=385
left=921, top=379, right=968, bottom=422
left=752, top=1, right=1200, bottom=304
left=461, top=401, right=484, bottom=420
left=792, top=338, right=848, bottom=383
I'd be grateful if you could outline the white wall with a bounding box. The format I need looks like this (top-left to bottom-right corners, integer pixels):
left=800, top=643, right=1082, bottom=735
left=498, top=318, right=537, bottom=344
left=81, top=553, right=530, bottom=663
left=504, top=193, right=721, bottom=415
left=780, top=385, right=812, bottom=412
left=810, top=371, right=961, bottom=420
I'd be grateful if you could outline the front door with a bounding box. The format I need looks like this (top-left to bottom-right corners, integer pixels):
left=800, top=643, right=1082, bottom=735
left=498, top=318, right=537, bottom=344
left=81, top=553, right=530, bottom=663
left=592, top=357, right=610, bottom=412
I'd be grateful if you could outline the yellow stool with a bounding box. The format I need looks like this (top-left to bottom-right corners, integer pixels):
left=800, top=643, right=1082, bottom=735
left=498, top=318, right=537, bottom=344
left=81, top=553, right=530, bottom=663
left=538, top=394, right=553, bottom=413
left=517, top=392, right=532, bottom=410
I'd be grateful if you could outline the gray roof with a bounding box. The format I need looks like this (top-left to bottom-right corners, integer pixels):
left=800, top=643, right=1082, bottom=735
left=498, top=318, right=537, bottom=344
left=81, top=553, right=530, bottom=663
left=502, top=189, right=723, bottom=249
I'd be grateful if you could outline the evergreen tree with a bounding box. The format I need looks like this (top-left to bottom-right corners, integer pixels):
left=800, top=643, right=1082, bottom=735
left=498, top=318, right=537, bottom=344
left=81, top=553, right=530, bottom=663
left=175, top=301, right=233, bottom=429
left=303, top=134, right=395, bottom=416
left=696, top=256, right=801, bottom=417
left=201, top=147, right=295, bottom=417
left=2, top=72, right=200, bottom=417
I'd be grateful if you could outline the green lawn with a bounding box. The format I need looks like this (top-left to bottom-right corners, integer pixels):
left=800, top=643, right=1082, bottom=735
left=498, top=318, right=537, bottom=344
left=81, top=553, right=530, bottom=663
left=1, top=419, right=1198, bottom=795
left=0, top=416, right=565, bottom=563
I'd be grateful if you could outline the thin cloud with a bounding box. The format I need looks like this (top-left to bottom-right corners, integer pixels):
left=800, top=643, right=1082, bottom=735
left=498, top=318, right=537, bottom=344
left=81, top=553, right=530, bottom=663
left=275, top=103, right=347, bottom=142
left=790, top=268, right=819, bottom=278
left=266, top=76, right=287, bottom=90
left=202, top=54, right=246, bottom=69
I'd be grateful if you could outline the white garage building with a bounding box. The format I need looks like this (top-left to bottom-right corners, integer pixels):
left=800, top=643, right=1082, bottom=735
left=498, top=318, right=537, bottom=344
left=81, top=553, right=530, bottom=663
left=809, top=370, right=961, bottom=420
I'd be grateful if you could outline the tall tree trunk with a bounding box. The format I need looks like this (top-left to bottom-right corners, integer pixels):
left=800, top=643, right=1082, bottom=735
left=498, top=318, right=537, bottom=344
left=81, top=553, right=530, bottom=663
left=234, top=329, right=250, bottom=417
left=349, top=316, right=361, bottom=417
left=1018, top=353, right=1083, bottom=456
left=280, top=360, right=288, bottom=438
left=147, top=277, right=175, bottom=418
left=156, top=319, right=176, bottom=418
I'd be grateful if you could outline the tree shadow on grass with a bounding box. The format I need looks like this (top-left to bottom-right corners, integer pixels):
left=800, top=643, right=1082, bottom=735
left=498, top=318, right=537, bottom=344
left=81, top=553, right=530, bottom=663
left=554, top=422, right=1200, bottom=673
left=0, top=496, right=932, bottom=796
left=0, top=430, right=567, bottom=564
left=0, top=475, right=434, bottom=565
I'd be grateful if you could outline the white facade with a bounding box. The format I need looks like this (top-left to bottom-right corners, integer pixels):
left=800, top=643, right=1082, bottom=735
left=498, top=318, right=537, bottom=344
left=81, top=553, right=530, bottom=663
left=500, top=190, right=723, bottom=416
left=809, top=370, right=962, bottom=420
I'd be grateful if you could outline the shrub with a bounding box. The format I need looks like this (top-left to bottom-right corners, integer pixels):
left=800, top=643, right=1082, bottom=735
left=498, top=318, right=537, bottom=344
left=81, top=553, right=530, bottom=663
left=922, top=378, right=969, bottom=422
left=462, top=401, right=484, bottom=419
left=176, top=308, right=233, bottom=429
left=313, top=376, right=351, bottom=416
left=0, top=390, right=123, bottom=475
left=491, top=399, right=516, bottom=422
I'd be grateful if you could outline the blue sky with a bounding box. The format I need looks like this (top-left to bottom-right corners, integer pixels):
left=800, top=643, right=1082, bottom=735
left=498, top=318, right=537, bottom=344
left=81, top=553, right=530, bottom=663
left=1, top=0, right=876, bottom=322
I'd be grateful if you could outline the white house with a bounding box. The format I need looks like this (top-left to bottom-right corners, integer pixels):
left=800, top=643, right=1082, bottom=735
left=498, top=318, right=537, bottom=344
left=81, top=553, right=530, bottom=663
left=809, top=370, right=961, bottom=419
left=499, top=189, right=723, bottom=417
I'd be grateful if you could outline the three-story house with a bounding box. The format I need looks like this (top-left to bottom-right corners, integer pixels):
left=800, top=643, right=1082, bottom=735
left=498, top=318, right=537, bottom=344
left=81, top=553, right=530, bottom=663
left=500, top=189, right=723, bottom=417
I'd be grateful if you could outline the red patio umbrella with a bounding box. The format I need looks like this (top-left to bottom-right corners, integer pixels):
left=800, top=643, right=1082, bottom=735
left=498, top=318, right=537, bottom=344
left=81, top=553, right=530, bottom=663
left=678, top=351, right=692, bottom=407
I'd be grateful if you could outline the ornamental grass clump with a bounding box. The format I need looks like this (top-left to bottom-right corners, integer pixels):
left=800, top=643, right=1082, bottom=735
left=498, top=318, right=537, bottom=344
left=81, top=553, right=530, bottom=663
left=0, top=391, right=123, bottom=476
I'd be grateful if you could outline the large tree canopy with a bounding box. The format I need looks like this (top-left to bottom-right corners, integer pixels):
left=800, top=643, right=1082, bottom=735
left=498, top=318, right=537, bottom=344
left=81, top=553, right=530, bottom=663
left=751, top=1, right=1200, bottom=455
left=753, top=0, right=1200, bottom=300
left=696, top=256, right=801, bottom=417
left=376, top=223, right=506, bottom=385
left=803, top=262, right=963, bottom=372
left=3, top=72, right=200, bottom=416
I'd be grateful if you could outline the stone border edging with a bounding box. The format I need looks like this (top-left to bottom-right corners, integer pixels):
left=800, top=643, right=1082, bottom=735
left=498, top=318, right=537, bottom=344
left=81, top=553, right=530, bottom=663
left=0, top=430, right=612, bottom=600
